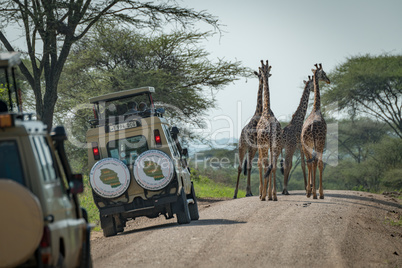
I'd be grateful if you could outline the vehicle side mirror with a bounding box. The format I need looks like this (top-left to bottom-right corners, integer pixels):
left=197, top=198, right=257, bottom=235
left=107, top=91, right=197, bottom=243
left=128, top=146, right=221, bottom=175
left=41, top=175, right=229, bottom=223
left=182, top=148, right=189, bottom=157
left=171, top=126, right=179, bottom=134
left=50, top=125, right=67, bottom=141
left=69, top=174, right=84, bottom=194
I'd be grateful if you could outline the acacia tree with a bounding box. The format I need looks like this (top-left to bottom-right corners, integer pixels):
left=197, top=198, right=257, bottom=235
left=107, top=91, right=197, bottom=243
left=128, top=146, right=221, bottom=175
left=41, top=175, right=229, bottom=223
left=337, top=118, right=388, bottom=163
left=0, top=0, right=219, bottom=130
left=321, top=54, right=402, bottom=138
left=55, top=23, right=251, bottom=172
left=56, top=23, right=250, bottom=128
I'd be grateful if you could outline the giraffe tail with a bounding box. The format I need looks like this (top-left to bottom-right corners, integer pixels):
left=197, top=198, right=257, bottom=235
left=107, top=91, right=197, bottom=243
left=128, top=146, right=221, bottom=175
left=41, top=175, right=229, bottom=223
left=264, top=164, right=273, bottom=179
left=280, top=159, right=284, bottom=175
left=307, top=123, right=317, bottom=163
left=307, top=151, right=317, bottom=163
left=243, top=159, right=248, bottom=176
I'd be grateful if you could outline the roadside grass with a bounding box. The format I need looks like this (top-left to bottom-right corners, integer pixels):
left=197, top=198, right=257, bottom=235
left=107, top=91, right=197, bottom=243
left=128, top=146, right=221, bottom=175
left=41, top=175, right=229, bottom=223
left=193, top=174, right=246, bottom=199
left=78, top=174, right=244, bottom=230
left=79, top=176, right=101, bottom=231
left=385, top=216, right=402, bottom=227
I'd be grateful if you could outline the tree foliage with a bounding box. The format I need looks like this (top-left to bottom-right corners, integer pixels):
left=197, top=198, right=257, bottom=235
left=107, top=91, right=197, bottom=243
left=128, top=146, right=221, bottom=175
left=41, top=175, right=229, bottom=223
left=55, top=23, right=251, bottom=173
left=56, top=23, right=251, bottom=134
left=322, top=54, right=402, bottom=138
left=337, top=118, right=389, bottom=163
left=0, top=0, right=220, bottom=130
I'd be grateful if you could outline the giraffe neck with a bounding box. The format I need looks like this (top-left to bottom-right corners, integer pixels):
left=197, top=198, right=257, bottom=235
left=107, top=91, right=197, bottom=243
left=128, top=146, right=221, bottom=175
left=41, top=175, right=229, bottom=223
left=313, top=72, right=321, bottom=111
left=253, top=76, right=263, bottom=117
left=262, top=74, right=270, bottom=116
left=291, top=83, right=311, bottom=124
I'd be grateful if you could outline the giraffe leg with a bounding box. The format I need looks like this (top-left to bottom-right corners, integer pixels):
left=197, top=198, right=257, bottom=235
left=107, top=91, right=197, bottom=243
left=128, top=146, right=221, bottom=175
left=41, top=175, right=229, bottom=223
left=262, top=156, right=269, bottom=201
left=312, top=160, right=317, bottom=199
left=233, top=144, right=246, bottom=199
left=299, top=144, right=308, bottom=193
left=272, top=163, right=278, bottom=201
left=266, top=169, right=272, bottom=201
left=258, top=153, right=264, bottom=200
left=266, top=152, right=273, bottom=201
left=282, top=154, right=293, bottom=195
left=318, top=158, right=324, bottom=199
left=272, top=144, right=282, bottom=201
left=246, top=148, right=257, bottom=197
left=234, top=165, right=242, bottom=199
left=306, top=163, right=313, bottom=198
left=302, top=146, right=312, bottom=198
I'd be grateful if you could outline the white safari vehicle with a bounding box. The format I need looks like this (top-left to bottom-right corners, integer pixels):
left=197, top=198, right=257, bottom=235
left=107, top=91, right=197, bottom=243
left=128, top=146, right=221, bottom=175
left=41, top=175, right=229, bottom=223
left=86, top=87, right=199, bottom=237
left=0, top=52, right=92, bottom=267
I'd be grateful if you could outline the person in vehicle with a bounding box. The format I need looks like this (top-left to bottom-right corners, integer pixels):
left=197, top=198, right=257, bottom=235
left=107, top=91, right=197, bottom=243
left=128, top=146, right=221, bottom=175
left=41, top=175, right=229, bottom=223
left=138, top=102, right=148, bottom=111
left=124, top=101, right=138, bottom=115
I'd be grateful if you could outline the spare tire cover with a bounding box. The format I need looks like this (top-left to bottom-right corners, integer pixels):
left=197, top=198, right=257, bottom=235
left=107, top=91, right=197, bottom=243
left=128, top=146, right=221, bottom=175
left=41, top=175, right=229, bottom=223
left=89, top=158, right=131, bottom=198
left=133, top=150, right=174, bottom=191
left=0, top=179, right=43, bottom=268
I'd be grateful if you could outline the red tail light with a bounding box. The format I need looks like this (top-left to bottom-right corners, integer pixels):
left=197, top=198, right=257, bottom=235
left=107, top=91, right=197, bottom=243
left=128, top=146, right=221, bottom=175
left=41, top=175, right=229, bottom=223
left=154, top=129, right=162, bottom=147
left=40, top=226, right=51, bottom=264
left=92, top=142, right=100, bottom=160
left=40, top=226, right=51, bottom=247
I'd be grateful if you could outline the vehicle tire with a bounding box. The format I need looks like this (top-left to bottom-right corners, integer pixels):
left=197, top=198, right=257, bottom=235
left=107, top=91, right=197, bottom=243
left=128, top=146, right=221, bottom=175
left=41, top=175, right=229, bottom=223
left=56, top=253, right=65, bottom=268
left=188, top=183, right=199, bottom=221
left=101, top=216, right=117, bottom=237
left=176, top=188, right=191, bottom=224
left=80, top=226, right=93, bottom=268
left=79, top=243, right=93, bottom=268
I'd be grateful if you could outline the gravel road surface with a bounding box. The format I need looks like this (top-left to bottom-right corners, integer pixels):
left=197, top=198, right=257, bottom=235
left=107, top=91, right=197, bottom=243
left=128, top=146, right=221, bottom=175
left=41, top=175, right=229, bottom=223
left=91, top=190, right=402, bottom=267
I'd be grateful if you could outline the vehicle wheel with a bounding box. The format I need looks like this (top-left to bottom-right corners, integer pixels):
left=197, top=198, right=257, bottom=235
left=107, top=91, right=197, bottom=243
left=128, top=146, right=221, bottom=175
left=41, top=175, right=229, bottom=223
left=176, top=188, right=191, bottom=224
left=114, top=215, right=125, bottom=233
left=101, top=216, right=117, bottom=237
left=56, top=253, right=65, bottom=268
left=80, top=226, right=93, bottom=268
left=188, top=183, right=199, bottom=221
left=116, top=225, right=124, bottom=233
left=79, top=243, right=93, bottom=268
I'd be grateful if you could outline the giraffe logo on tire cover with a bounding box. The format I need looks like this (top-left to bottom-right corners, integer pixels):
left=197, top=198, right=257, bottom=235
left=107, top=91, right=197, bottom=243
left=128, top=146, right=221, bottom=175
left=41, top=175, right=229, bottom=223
left=133, top=150, right=174, bottom=191
left=89, top=158, right=131, bottom=198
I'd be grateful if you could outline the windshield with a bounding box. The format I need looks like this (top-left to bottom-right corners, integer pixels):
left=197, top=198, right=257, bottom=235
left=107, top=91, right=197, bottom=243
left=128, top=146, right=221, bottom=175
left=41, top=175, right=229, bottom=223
left=107, top=135, right=149, bottom=166
left=98, top=93, right=153, bottom=119
left=0, top=140, right=25, bottom=185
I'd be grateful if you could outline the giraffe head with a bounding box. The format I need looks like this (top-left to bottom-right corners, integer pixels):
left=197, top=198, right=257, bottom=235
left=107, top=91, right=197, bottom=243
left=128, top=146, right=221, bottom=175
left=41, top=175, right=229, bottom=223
left=259, top=60, right=272, bottom=79
left=254, top=70, right=262, bottom=79
left=303, top=75, right=314, bottom=92
left=312, top=63, right=330, bottom=84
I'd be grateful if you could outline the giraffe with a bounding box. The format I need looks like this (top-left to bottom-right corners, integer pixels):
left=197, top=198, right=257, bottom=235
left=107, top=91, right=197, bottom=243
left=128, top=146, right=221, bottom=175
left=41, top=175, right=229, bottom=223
left=233, top=69, right=265, bottom=198
left=256, top=60, right=282, bottom=201
left=281, top=76, right=314, bottom=195
left=301, top=63, right=330, bottom=199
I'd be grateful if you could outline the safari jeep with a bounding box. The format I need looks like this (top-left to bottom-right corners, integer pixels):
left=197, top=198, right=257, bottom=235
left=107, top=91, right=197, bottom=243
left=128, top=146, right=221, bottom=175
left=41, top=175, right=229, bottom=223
left=86, top=87, right=199, bottom=237
left=0, top=52, right=92, bottom=267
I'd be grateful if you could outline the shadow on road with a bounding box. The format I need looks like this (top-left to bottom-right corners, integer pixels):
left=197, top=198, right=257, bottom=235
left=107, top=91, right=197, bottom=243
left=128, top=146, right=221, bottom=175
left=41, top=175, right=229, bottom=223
left=287, top=190, right=401, bottom=211
left=119, top=218, right=246, bottom=237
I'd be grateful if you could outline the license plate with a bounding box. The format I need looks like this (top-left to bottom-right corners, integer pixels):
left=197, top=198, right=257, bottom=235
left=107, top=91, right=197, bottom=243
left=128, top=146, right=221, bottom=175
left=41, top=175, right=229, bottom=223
left=109, top=121, right=137, bottom=132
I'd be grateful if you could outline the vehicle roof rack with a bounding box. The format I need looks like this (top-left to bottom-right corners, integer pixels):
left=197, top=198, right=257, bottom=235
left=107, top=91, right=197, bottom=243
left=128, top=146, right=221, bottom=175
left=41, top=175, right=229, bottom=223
left=0, top=52, right=21, bottom=68
left=0, top=52, right=21, bottom=112
left=89, top=87, right=155, bottom=104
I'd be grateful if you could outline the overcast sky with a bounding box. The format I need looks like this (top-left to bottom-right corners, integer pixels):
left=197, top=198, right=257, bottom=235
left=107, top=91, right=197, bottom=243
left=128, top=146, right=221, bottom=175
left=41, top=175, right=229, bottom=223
left=181, top=0, right=402, bottom=143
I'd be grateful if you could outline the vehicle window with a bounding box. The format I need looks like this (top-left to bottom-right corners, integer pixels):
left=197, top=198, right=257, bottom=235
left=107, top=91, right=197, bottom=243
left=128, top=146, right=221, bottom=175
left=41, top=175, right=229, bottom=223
left=0, top=140, right=25, bottom=185
left=32, top=136, right=57, bottom=181
left=32, top=136, right=50, bottom=180
left=103, top=94, right=152, bottom=118
left=162, top=125, right=180, bottom=158
left=107, top=135, right=148, bottom=166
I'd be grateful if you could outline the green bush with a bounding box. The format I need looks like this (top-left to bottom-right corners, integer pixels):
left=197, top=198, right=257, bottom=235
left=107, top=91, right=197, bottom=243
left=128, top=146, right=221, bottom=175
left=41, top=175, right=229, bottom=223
left=78, top=176, right=100, bottom=231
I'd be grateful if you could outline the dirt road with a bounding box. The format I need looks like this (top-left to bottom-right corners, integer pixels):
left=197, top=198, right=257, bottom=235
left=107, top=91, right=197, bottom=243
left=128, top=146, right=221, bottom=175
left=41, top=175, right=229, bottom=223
left=91, top=190, right=402, bottom=267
